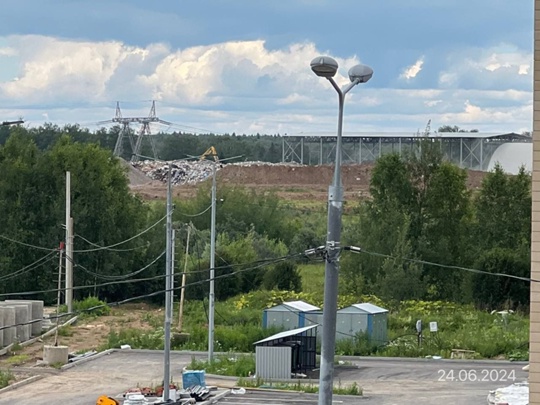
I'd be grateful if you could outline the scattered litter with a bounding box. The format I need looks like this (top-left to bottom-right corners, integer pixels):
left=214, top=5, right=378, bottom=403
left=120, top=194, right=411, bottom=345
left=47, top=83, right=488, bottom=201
left=432, top=356, right=442, bottom=360
left=231, top=387, right=246, bottom=395
left=68, top=350, right=97, bottom=363
left=487, top=382, right=528, bottom=405
left=180, top=385, right=212, bottom=402
left=120, top=344, right=132, bottom=350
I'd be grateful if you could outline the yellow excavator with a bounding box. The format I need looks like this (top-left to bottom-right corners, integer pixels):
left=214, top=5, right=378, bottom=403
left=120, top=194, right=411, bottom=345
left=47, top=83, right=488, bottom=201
left=200, top=146, right=219, bottom=162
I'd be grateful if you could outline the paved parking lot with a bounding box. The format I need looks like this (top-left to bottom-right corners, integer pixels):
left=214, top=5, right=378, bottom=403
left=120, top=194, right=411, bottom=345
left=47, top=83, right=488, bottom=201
left=219, top=390, right=363, bottom=404
left=0, top=350, right=529, bottom=405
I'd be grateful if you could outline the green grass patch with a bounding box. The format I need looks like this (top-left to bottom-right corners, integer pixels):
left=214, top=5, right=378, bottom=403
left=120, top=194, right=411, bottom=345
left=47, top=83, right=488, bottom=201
left=298, top=263, right=325, bottom=295
left=237, top=378, right=362, bottom=396
left=189, top=354, right=255, bottom=377
left=0, top=370, right=13, bottom=389
left=6, top=354, right=30, bottom=366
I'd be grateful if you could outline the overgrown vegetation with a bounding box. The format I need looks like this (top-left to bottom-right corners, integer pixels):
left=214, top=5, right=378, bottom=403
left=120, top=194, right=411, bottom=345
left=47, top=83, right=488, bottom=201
left=0, top=370, right=13, bottom=389
left=0, top=127, right=533, bottom=360
left=237, top=378, right=362, bottom=396
left=189, top=354, right=255, bottom=377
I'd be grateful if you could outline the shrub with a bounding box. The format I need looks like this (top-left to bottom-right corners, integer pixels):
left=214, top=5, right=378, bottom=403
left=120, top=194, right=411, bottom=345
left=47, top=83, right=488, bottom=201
left=0, top=370, right=13, bottom=389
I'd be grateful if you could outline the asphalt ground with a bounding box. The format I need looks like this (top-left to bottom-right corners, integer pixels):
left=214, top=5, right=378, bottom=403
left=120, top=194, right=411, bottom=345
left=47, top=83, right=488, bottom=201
left=0, top=350, right=529, bottom=405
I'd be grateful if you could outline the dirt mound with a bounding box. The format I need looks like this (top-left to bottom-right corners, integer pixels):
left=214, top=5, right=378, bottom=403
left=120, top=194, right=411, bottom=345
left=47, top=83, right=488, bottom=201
left=128, top=162, right=487, bottom=201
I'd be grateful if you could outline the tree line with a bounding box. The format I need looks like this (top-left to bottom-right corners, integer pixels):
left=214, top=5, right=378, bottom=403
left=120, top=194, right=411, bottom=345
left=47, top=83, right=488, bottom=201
left=0, top=125, right=532, bottom=310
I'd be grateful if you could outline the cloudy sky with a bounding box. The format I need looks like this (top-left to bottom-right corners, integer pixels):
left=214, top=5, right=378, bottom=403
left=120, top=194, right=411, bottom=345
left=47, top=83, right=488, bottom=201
left=0, top=0, right=534, bottom=135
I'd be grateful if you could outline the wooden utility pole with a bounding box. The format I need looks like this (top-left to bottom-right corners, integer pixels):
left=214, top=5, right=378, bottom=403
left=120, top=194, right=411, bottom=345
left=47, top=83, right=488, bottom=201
left=178, top=224, right=191, bottom=330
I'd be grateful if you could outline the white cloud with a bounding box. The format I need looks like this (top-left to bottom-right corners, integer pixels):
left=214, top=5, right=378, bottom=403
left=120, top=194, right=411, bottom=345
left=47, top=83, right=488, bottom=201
left=425, top=100, right=442, bottom=107
left=438, top=44, right=532, bottom=90
left=400, top=57, right=424, bottom=80
left=0, top=47, right=17, bottom=56
left=0, top=35, right=532, bottom=135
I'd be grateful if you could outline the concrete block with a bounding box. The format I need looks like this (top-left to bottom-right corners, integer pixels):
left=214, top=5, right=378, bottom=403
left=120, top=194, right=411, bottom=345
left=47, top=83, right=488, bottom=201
left=6, top=300, right=43, bottom=336
left=43, top=345, right=69, bottom=366
left=0, top=306, right=16, bottom=346
left=0, top=303, right=30, bottom=343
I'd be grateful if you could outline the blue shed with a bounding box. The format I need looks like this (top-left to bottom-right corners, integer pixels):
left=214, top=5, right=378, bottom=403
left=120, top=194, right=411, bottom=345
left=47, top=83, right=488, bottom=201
left=263, top=301, right=320, bottom=330
left=336, top=303, right=388, bottom=344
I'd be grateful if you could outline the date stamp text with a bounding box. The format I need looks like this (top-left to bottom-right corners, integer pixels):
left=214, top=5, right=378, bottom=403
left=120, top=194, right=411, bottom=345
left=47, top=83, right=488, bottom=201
left=437, top=369, right=516, bottom=382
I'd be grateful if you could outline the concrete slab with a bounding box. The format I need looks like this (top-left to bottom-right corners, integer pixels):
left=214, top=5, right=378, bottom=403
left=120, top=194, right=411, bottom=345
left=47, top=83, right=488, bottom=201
left=6, top=300, right=44, bottom=337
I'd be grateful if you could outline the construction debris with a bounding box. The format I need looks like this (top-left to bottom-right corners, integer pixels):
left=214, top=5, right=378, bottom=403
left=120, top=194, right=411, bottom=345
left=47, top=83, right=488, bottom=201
left=131, top=160, right=216, bottom=185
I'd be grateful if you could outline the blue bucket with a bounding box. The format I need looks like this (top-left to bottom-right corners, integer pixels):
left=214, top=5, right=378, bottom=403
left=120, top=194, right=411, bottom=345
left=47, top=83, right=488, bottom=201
left=182, top=370, right=206, bottom=388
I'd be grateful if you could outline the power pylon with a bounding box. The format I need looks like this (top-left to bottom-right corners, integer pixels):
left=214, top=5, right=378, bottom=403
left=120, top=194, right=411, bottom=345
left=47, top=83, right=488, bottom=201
left=100, top=101, right=171, bottom=162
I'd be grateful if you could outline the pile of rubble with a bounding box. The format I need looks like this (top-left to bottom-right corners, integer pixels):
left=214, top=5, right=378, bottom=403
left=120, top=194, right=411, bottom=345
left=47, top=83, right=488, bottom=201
left=131, top=160, right=217, bottom=185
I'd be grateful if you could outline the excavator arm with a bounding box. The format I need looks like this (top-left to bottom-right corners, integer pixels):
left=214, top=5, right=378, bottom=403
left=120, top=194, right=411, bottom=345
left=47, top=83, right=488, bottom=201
left=200, top=146, right=219, bottom=163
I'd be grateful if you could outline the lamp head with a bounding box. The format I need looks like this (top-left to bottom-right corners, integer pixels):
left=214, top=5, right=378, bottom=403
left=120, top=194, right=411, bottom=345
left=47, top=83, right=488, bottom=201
left=310, top=56, right=338, bottom=78
left=348, top=64, right=373, bottom=83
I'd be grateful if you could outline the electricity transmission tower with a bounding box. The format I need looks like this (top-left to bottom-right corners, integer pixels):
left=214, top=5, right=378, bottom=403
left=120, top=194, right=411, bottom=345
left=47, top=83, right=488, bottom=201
left=100, top=101, right=171, bottom=162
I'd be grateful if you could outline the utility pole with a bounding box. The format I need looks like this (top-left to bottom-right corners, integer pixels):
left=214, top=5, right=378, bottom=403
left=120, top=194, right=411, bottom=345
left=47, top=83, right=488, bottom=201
left=162, top=166, right=173, bottom=402
left=171, top=229, right=175, bottom=313
left=65, top=172, right=74, bottom=313
left=54, top=242, right=64, bottom=346
left=208, top=161, right=217, bottom=362
left=178, top=224, right=191, bottom=330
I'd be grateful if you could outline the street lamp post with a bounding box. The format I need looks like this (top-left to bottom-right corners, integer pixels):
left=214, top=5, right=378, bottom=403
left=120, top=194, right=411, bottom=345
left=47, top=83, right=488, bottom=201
left=310, top=56, right=373, bottom=405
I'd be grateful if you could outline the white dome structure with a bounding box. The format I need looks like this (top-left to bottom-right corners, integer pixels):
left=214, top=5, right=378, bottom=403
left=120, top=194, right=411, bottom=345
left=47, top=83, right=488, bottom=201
left=487, top=143, right=532, bottom=174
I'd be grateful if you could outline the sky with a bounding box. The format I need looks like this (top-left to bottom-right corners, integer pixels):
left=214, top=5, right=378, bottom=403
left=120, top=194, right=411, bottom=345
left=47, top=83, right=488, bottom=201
left=0, top=1, right=534, bottom=135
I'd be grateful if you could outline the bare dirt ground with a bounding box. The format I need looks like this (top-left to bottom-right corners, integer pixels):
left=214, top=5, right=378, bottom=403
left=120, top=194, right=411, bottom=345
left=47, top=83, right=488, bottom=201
left=0, top=304, right=161, bottom=372
left=129, top=162, right=487, bottom=202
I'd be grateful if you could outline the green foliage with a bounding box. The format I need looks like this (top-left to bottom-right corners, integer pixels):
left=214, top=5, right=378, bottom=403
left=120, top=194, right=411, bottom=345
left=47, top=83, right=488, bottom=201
left=236, top=378, right=362, bottom=396
left=262, top=261, right=302, bottom=292
left=102, top=328, right=165, bottom=351
left=6, top=354, right=30, bottom=366
left=0, top=370, right=13, bottom=389
left=73, top=296, right=111, bottom=318
left=189, top=354, right=255, bottom=377
left=472, top=248, right=529, bottom=310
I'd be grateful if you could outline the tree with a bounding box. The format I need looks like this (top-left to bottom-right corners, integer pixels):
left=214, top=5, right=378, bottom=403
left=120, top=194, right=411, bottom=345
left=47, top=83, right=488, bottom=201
left=474, top=164, right=531, bottom=251
left=262, top=261, right=302, bottom=292
left=472, top=248, right=529, bottom=310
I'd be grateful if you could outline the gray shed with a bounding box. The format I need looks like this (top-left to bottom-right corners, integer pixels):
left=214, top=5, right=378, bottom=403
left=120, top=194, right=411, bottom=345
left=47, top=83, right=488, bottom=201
left=336, top=303, right=388, bottom=344
left=263, top=301, right=320, bottom=330
left=254, top=325, right=318, bottom=379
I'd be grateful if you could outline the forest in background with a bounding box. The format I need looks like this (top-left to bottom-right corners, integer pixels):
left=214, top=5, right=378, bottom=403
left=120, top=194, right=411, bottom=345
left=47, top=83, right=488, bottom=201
left=0, top=124, right=531, bottom=311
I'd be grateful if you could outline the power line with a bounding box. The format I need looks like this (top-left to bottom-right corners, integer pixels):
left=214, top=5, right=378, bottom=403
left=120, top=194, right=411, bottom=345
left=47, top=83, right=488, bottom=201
left=178, top=204, right=212, bottom=218
left=66, top=250, right=166, bottom=281
left=0, top=252, right=304, bottom=330
left=74, top=234, right=148, bottom=252
left=0, top=234, right=57, bottom=252
left=0, top=251, right=58, bottom=282
left=348, top=247, right=538, bottom=283
left=73, top=213, right=168, bottom=253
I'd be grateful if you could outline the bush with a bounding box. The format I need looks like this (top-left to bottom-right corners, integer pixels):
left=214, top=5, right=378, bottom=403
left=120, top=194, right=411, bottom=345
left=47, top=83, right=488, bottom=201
left=73, top=296, right=111, bottom=318
left=0, top=370, right=13, bottom=389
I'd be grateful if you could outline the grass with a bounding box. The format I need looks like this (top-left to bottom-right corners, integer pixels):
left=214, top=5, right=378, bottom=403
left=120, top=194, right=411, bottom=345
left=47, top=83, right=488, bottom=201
left=298, top=263, right=325, bottom=295
left=0, top=370, right=13, bottom=389
left=237, top=378, right=362, bottom=396
left=189, top=354, right=255, bottom=377
left=99, top=290, right=530, bottom=360
left=6, top=354, right=30, bottom=366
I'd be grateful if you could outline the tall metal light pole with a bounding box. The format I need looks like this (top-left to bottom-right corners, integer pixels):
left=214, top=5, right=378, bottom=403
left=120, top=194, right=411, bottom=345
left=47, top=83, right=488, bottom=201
left=310, top=56, right=373, bottom=405
left=163, top=165, right=174, bottom=402
left=208, top=159, right=217, bottom=362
